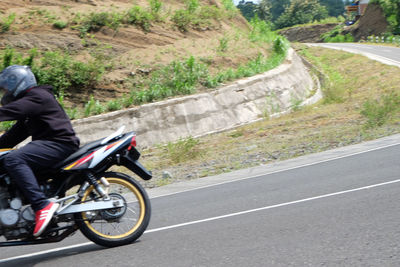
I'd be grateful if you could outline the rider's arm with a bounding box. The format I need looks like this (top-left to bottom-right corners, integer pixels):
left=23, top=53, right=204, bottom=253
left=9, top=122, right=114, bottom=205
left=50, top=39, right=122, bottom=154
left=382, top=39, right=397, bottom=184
left=0, top=90, right=42, bottom=148
left=0, top=120, right=29, bottom=148
left=0, top=91, right=42, bottom=121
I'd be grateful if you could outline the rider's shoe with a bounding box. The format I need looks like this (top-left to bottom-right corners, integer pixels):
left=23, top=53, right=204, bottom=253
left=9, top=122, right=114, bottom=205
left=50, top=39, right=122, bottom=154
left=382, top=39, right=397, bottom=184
left=33, top=202, right=59, bottom=237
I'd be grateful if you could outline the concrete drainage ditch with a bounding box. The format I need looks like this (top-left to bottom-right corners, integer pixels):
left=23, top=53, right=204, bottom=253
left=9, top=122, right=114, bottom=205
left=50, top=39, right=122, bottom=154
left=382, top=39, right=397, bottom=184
left=72, top=48, right=323, bottom=148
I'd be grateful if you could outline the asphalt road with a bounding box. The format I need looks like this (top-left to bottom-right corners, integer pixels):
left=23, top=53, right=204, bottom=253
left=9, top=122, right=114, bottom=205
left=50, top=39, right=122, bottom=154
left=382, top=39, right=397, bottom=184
left=307, top=43, right=400, bottom=67
left=0, top=134, right=399, bottom=267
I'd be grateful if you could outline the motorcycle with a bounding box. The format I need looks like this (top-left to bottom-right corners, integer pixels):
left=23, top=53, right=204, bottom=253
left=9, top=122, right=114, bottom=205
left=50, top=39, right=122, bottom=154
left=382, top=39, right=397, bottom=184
left=0, top=126, right=152, bottom=248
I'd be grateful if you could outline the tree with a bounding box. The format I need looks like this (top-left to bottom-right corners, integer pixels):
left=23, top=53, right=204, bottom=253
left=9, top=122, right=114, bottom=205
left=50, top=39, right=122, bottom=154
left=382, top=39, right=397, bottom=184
left=258, top=0, right=290, bottom=22
left=237, top=0, right=258, bottom=21
left=256, top=0, right=271, bottom=21
left=320, top=0, right=345, bottom=17
left=275, top=0, right=329, bottom=29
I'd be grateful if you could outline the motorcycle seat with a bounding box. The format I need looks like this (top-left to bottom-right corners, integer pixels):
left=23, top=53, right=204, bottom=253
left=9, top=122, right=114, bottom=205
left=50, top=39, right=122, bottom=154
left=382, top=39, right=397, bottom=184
left=53, top=139, right=103, bottom=169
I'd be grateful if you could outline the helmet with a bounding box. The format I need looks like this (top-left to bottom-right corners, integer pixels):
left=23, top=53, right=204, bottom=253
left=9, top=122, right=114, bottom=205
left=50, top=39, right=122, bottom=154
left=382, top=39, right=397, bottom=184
left=0, top=65, right=37, bottom=97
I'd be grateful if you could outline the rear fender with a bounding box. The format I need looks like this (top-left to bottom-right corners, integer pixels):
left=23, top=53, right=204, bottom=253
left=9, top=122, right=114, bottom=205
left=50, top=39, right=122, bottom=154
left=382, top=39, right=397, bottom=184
left=120, top=149, right=152, bottom=180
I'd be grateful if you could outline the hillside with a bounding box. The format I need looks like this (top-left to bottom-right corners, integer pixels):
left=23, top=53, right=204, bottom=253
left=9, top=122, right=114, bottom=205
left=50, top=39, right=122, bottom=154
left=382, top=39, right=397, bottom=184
left=278, top=3, right=389, bottom=43
left=0, top=0, right=277, bottom=112
left=343, top=3, right=389, bottom=41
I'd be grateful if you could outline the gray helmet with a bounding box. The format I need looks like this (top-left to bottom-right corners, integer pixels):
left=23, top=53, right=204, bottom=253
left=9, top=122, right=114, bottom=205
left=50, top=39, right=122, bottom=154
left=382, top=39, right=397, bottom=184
left=0, top=65, right=37, bottom=97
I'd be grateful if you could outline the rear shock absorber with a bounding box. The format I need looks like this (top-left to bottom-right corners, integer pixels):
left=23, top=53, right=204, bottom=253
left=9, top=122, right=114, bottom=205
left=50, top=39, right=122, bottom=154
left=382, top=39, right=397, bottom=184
left=85, top=172, right=109, bottom=199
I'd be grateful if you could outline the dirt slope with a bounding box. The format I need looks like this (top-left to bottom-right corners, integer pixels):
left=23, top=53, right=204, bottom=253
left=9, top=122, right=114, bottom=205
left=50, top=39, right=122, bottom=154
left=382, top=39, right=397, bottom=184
left=343, top=3, right=389, bottom=41
left=0, top=0, right=259, bottom=105
left=279, top=23, right=339, bottom=43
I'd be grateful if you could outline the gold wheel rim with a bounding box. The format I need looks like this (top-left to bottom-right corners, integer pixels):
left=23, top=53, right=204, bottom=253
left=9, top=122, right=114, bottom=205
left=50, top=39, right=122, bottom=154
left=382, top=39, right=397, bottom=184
left=81, top=177, right=146, bottom=239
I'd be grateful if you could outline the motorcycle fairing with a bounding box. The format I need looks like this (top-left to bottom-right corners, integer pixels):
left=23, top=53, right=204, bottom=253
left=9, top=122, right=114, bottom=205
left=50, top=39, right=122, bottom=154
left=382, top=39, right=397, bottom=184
left=63, top=134, right=133, bottom=171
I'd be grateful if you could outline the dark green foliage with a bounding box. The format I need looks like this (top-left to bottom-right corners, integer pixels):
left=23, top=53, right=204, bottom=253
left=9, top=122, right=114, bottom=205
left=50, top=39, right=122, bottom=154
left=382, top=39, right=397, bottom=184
left=77, top=11, right=123, bottom=36
left=370, top=0, right=400, bottom=34
left=1, top=47, right=105, bottom=97
left=321, top=25, right=354, bottom=42
left=53, top=21, right=68, bottom=29
left=273, top=36, right=289, bottom=54
left=237, top=0, right=258, bottom=21
left=0, top=13, right=15, bottom=33
left=149, top=0, right=163, bottom=21
left=261, top=0, right=291, bottom=22
left=2, top=48, right=37, bottom=69
left=33, top=51, right=104, bottom=96
left=132, top=56, right=209, bottom=104
left=2, top=48, right=14, bottom=69
left=275, top=0, right=328, bottom=29
left=126, top=6, right=152, bottom=31
left=171, top=9, right=193, bottom=32
left=257, top=0, right=344, bottom=29
left=319, top=0, right=345, bottom=17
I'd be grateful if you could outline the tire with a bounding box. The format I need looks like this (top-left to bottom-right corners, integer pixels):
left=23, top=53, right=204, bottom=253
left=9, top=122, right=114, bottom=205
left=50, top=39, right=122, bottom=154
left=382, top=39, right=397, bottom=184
left=75, top=172, right=151, bottom=247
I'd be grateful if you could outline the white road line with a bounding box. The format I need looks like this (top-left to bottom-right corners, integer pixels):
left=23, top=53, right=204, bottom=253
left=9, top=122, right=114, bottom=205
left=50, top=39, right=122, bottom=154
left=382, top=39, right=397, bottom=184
left=146, top=178, right=400, bottom=233
left=2, top=177, right=400, bottom=264
left=0, top=242, right=93, bottom=263
left=150, top=142, right=400, bottom=199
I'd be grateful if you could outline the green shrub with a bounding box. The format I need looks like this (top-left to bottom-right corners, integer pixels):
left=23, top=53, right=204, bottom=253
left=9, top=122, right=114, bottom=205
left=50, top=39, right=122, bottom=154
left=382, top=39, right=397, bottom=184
left=324, top=33, right=354, bottom=43
left=165, top=136, right=202, bottom=163
left=172, top=9, right=192, bottom=32
left=66, top=108, right=78, bottom=120
left=360, top=92, right=400, bottom=128
left=206, top=52, right=286, bottom=88
left=126, top=6, right=152, bottom=31
left=84, top=96, right=96, bottom=117
left=76, top=11, right=123, bottom=36
left=217, top=36, right=229, bottom=52
left=221, top=0, right=238, bottom=18
left=107, top=99, right=122, bottom=111
left=1, top=47, right=37, bottom=69
left=149, top=0, right=163, bottom=21
left=0, top=13, right=15, bottom=33
left=172, top=0, right=224, bottom=32
left=185, top=0, right=200, bottom=14
left=321, top=25, right=354, bottom=43
left=273, top=36, right=290, bottom=55
left=31, top=51, right=104, bottom=96
left=132, top=56, right=209, bottom=104
left=53, top=20, right=68, bottom=29
left=198, top=5, right=222, bottom=20
left=221, top=0, right=236, bottom=11
left=2, top=47, right=14, bottom=69
left=249, top=16, right=277, bottom=43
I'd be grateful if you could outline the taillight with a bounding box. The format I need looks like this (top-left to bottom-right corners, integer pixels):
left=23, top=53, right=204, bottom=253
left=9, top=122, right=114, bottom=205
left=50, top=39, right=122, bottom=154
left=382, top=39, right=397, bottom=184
left=128, top=135, right=137, bottom=151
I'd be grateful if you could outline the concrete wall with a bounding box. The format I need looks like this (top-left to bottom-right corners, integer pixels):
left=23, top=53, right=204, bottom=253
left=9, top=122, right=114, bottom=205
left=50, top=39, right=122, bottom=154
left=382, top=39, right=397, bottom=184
left=72, top=48, right=321, bottom=148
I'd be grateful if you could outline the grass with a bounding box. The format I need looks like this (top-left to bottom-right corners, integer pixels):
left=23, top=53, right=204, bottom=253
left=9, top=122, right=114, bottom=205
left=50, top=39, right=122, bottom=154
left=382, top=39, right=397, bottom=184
left=135, top=45, right=400, bottom=188
left=0, top=13, right=15, bottom=33
left=361, top=92, right=400, bottom=129
left=164, top=136, right=203, bottom=163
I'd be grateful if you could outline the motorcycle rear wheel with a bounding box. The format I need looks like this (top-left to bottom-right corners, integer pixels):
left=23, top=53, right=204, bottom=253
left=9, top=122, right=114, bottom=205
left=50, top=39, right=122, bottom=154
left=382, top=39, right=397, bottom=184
left=75, top=172, right=151, bottom=247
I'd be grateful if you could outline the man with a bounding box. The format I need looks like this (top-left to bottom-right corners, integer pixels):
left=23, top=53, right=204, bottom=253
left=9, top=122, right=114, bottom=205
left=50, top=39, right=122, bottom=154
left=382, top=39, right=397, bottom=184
left=0, top=65, right=80, bottom=237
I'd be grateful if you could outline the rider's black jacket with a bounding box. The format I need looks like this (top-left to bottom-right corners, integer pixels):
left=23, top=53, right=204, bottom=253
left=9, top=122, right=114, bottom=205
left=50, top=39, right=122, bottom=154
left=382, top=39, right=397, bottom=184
left=0, top=85, right=80, bottom=148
